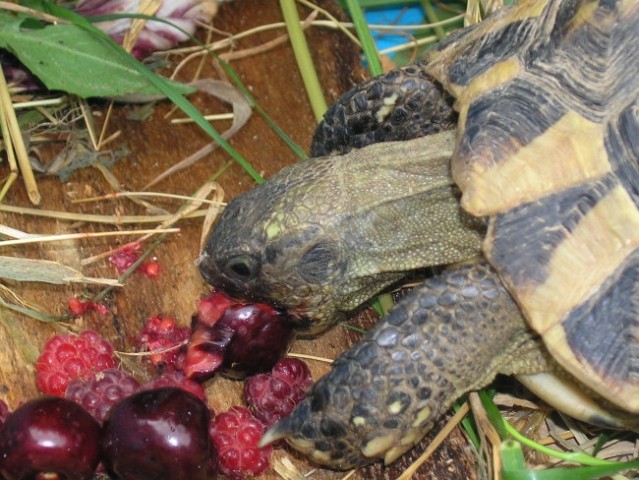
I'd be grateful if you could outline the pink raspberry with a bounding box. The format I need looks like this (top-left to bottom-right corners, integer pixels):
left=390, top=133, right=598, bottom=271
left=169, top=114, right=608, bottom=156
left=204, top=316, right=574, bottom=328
left=141, top=371, right=206, bottom=402
left=65, top=368, right=140, bottom=424
left=137, top=315, right=190, bottom=371
left=35, top=330, right=117, bottom=396
left=209, top=406, right=272, bottom=479
left=243, top=358, right=313, bottom=427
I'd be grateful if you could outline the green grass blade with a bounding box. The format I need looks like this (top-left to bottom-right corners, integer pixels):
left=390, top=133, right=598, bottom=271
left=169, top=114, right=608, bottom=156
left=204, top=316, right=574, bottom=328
left=453, top=399, right=481, bottom=450
left=280, top=0, right=327, bottom=122
left=218, top=59, right=308, bottom=160
left=501, top=439, right=528, bottom=472
left=0, top=296, right=64, bottom=323
left=479, top=391, right=621, bottom=468
left=343, top=0, right=383, bottom=77
left=421, top=0, right=446, bottom=40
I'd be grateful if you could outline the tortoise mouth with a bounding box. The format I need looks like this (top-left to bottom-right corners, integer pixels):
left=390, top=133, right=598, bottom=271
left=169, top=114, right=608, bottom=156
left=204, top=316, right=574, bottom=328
left=197, top=252, right=332, bottom=335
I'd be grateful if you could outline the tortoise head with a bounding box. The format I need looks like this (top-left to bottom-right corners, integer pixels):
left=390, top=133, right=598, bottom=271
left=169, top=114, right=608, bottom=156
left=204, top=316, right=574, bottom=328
left=199, top=132, right=484, bottom=335
left=198, top=158, right=378, bottom=335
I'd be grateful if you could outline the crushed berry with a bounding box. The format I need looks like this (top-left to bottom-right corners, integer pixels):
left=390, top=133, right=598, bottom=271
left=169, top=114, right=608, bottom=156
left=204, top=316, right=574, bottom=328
left=183, top=291, right=294, bottom=381
left=108, top=242, right=160, bottom=278
left=65, top=368, right=141, bottom=424
left=35, top=330, right=117, bottom=396
left=137, top=315, right=189, bottom=371
left=209, top=406, right=271, bottom=479
left=67, top=297, right=108, bottom=317
left=244, top=358, right=313, bottom=427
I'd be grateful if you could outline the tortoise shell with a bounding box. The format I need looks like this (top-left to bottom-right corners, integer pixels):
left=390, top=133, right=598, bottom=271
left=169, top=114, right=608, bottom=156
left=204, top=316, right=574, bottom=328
left=425, top=0, right=639, bottom=412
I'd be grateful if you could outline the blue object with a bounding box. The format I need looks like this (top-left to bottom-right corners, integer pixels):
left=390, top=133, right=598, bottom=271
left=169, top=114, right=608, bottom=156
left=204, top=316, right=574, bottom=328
left=364, top=6, right=425, bottom=56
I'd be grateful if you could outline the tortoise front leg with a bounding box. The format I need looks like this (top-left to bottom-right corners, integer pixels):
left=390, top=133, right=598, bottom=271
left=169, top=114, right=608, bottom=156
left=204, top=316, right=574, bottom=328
left=310, top=63, right=456, bottom=157
left=260, top=260, right=542, bottom=469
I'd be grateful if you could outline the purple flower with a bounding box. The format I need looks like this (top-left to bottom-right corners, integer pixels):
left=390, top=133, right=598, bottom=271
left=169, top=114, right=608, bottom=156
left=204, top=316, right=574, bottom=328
left=75, top=0, right=218, bottom=58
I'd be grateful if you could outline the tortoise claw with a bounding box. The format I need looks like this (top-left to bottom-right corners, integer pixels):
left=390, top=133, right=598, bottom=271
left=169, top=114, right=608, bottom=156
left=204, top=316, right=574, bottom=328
left=259, top=417, right=292, bottom=448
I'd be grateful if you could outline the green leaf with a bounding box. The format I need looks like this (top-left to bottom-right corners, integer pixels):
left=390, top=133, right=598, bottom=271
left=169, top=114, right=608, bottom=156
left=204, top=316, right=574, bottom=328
left=35, top=2, right=263, bottom=183
left=0, top=10, right=192, bottom=98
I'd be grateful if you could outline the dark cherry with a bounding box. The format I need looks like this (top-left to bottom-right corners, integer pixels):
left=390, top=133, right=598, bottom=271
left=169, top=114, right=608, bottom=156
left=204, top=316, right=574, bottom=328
left=184, top=291, right=294, bottom=380
left=0, top=397, right=101, bottom=480
left=102, top=387, right=216, bottom=480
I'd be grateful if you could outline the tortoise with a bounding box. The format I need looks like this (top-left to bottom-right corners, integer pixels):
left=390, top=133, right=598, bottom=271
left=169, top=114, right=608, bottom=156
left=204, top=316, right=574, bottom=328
left=198, top=0, right=639, bottom=470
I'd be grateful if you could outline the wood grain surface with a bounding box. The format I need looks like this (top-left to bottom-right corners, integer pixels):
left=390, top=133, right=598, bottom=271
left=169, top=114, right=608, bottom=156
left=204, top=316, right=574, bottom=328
left=0, top=1, right=477, bottom=478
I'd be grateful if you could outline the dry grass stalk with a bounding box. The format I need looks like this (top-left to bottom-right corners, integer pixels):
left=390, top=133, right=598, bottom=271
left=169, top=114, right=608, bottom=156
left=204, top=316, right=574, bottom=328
left=397, top=402, right=471, bottom=480
left=0, top=228, right=179, bottom=248
left=0, top=89, right=18, bottom=202
left=469, top=392, right=501, bottom=480
left=286, top=352, right=334, bottom=364
left=0, top=256, right=122, bottom=286
left=0, top=203, right=208, bottom=224
left=122, top=0, right=162, bottom=53
left=273, top=456, right=308, bottom=480
left=0, top=1, right=63, bottom=24
left=0, top=64, right=39, bottom=204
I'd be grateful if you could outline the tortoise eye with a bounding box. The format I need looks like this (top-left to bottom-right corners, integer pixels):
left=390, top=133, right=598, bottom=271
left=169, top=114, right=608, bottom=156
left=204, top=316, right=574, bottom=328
left=224, top=255, right=260, bottom=284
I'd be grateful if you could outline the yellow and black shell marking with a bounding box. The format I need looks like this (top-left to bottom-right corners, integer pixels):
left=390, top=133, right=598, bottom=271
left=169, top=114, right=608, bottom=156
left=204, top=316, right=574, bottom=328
left=426, top=0, right=639, bottom=411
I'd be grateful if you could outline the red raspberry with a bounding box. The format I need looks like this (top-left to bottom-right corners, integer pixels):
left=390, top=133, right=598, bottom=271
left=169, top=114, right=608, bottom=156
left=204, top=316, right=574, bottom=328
left=108, top=242, right=142, bottom=273
left=243, top=358, right=313, bottom=427
left=141, top=371, right=206, bottom=402
left=65, top=368, right=140, bottom=424
left=35, top=330, right=117, bottom=396
left=137, top=315, right=190, bottom=371
left=209, top=406, right=272, bottom=479
left=67, top=297, right=108, bottom=316
left=108, top=242, right=161, bottom=278
left=138, top=260, right=161, bottom=278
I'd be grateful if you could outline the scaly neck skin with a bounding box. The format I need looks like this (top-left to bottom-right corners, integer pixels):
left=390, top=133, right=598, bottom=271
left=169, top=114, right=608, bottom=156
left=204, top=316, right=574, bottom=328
left=199, top=130, right=485, bottom=335
left=335, top=130, right=483, bottom=274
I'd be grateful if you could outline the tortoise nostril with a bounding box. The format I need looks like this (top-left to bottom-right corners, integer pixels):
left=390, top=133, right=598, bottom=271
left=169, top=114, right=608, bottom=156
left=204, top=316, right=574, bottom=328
left=224, top=255, right=260, bottom=283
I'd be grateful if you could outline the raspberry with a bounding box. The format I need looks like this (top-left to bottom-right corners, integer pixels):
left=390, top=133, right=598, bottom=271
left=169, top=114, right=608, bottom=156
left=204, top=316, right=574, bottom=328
left=243, top=358, right=313, bottom=427
left=67, top=297, right=108, bottom=316
left=65, top=368, right=140, bottom=424
left=141, top=371, right=206, bottom=402
left=109, top=242, right=142, bottom=273
left=35, top=330, right=117, bottom=396
left=137, top=315, right=189, bottom=371
left=109, top=242, right=161, bottom=278
left=209, top=406, right=272, bottom=479
left=138, top=260, right=161, bottom=278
